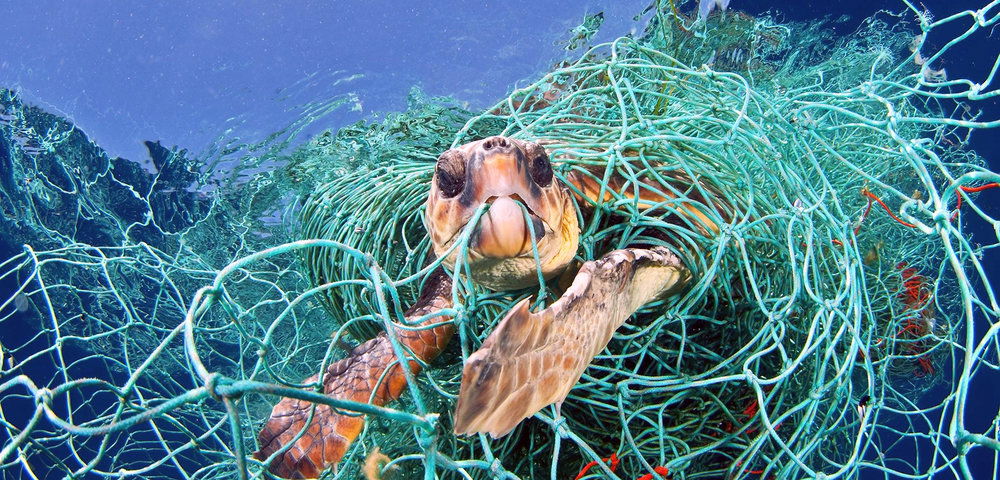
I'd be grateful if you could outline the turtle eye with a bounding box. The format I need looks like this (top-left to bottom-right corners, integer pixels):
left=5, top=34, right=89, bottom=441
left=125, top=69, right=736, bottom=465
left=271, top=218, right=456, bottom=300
left=528, top=152, right=553, bottom=187
left=436, top=150, right=466, bottom=198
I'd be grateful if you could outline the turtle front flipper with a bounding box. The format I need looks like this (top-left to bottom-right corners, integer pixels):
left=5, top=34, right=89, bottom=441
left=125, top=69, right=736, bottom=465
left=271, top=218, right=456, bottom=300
left=453, top=247, right=690, bottom=437
left=255, top=268, right=454, bottom=479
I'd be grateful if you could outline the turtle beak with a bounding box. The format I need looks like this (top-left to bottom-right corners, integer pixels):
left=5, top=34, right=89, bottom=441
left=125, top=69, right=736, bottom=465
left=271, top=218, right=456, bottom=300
left=425, top=136, right=580, bottom=291
left=472, top=195, right=546, bottom=258
left=462, top=138, right=549, bottom=258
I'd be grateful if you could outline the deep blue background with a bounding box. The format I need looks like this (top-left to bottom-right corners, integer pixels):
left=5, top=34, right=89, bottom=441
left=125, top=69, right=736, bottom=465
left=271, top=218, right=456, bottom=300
left=1, top=1, right=997, bottom=478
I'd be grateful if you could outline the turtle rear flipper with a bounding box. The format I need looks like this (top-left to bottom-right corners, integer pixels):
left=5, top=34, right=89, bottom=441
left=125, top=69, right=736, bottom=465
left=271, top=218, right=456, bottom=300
left=453, top=247, right=689, bottom=437
left=255, top=269, right=454, bottom=479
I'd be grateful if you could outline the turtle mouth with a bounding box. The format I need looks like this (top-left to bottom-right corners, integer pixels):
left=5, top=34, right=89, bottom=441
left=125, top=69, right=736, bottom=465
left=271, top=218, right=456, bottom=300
left=470, top=195, right=547, bottom=258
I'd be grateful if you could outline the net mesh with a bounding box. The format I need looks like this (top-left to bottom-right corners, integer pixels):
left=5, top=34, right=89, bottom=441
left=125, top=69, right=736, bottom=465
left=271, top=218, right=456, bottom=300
left=2, top=2, right=999, bottom=479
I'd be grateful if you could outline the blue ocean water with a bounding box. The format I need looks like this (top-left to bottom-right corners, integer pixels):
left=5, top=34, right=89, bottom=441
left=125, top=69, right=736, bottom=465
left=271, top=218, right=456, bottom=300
left=1, top=1, right=998, bottom=479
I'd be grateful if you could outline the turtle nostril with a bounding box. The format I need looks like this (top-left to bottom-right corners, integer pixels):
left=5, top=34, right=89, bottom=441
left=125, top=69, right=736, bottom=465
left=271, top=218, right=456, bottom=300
left=482, top=136, right=511, bottom=151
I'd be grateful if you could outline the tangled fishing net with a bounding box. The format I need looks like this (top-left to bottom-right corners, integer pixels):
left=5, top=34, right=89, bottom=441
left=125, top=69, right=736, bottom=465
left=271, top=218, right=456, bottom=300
left=2, top=2, right=999, bottom=479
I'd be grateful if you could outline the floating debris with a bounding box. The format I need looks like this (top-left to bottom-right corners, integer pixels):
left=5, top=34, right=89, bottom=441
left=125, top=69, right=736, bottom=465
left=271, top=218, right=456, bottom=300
left=13, top=293, right=29, bottom=313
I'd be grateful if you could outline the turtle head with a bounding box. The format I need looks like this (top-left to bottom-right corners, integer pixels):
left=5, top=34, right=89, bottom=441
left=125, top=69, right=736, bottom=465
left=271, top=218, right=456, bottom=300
left=425, top=136, right=579, bottom=290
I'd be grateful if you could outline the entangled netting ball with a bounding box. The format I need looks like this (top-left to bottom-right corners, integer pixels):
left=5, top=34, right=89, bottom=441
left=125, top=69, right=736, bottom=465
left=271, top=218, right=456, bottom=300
left=1, top=4, right=998, bottom=480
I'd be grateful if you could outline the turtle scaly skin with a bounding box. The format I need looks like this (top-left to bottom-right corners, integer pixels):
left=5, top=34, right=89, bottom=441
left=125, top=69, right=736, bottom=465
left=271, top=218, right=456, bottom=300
left=254, top=269, right=453, bottom=478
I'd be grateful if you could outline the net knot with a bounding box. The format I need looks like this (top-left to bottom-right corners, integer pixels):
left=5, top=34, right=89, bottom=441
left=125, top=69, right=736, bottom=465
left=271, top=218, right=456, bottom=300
left=617, top=382, right=633, bottom=400
left=452, top=307, right=469, bottom=329
left=34, top=387, right=53, bottom=406
left=552, top=415, right=570, bottom=438
left=974, top=9, right=987, bottom=27
left=717, top=223, right=736, bottom=241
left=932, top=209, right=951, bottom=225
left=204, top=372, right=224, bottom=401
left=417, top=413, right=439, bottom=437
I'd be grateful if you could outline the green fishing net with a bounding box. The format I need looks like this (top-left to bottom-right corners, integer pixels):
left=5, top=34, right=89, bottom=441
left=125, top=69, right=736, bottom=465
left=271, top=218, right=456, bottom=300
left=2, top=3, right=1000, bottom=479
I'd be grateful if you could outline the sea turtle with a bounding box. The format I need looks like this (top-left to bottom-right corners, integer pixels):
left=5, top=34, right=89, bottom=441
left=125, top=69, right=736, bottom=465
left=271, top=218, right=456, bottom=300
left=254, top=135, right=727, bottom=478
